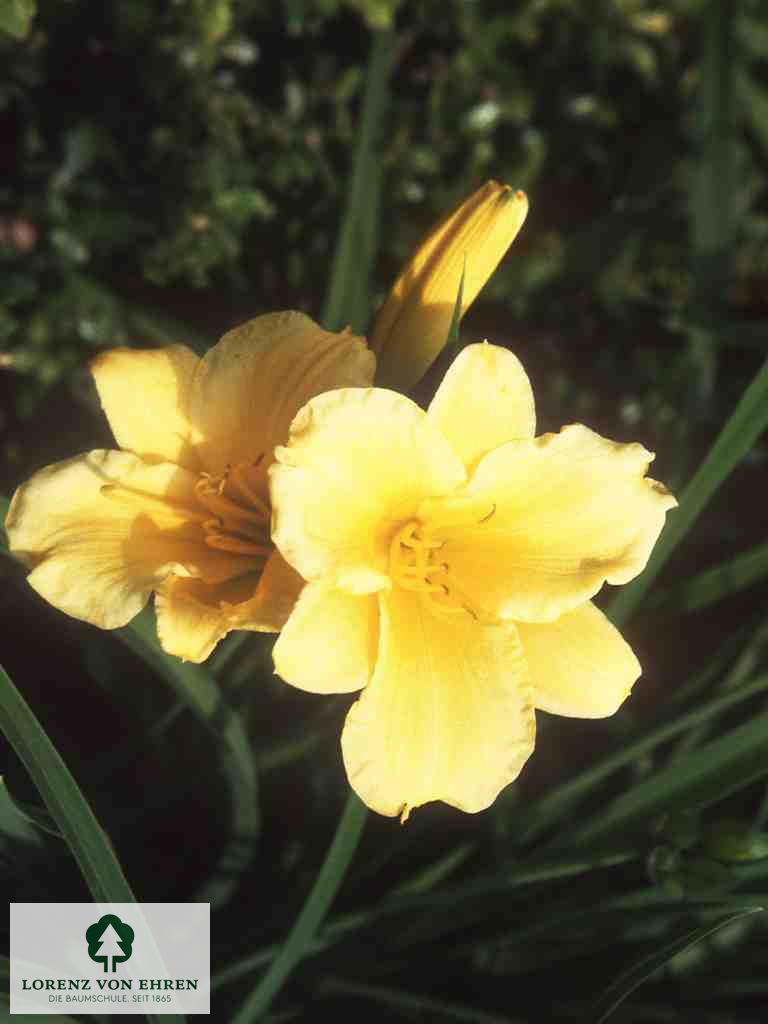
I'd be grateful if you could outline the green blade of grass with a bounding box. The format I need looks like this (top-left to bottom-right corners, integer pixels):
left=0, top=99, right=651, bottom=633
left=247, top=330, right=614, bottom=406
left=0, top=665, right=184, bottom=1024
left=0, top=665, right=136, bottom=902
left=592, top=907, right=763, bottom=1024
left=665, top=621, right=768, bottom=766
left=645, top=540, right=768, bottom=615
left=118, top=609, right=259, bottom=907
left=392, top=841, right=476, bottom=896
left=321, top=28, right=393, bottom=333
left=316, top=977, right=527, bottom=1024
left=0, top=0, right=37, bottom=39
left=569, top=708, right=768, bottom=847
left=211, top=846, right=636, bottom=993
left=1, top=494, right=259, bottom=908
left=679, top=0, right=735, bottom=446
left=231, top=791, right=368, bottom=1023
left=609, top=355, right=768, bottom=627
left=517, top=668, right=768, bottom=845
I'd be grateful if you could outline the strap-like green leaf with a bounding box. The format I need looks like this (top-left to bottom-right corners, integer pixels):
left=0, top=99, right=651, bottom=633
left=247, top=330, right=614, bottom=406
left=517, top=669, right=768, bottom=845
left=592, top=907, right=763, bottom=1023
left=610, top=355, right=768, bottom=626
left=0, top=664, right=136, bottom=902
left=646, top=540, right=768, bottom=615
left=231, top=791, right=367, bottom=1023
left=570, top=708, right=768, bottom=846
left=118, top=609, right=259, bottom=907
left=0, top=664, right=185, bottom=1023
left=321, top=29, right=393, bottom=333
left=1, top=491, right=259, bottom=908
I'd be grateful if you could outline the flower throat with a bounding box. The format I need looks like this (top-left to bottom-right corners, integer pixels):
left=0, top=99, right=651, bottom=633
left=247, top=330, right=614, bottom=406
left=194, top=460, right=272, bottom=559
left=389, top=499, right=496, bottom=621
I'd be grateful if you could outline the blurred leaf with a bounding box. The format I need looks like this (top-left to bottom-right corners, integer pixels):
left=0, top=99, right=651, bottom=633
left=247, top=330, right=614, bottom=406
left=518, top=670, right=768, bottom=845
left=118, top=609, right=259, bottom=907
left=646, top=540, right=768, bottom=615
left=0, top=781, right=43, bottom=846
left=0, top=493, right=258, bottom=908
left=392, top=840, right=476, bottom=895
left=703, top=818, right=768, bottom=863
left=0, top=664, right=136, bottom=903
left=317, top=976, right=526, bottom=1024
left=322, top=29, right=392, bottom=333
left=231, top=792, right=367, bottom=1023
left=570, top=707, right=768, bottom=846
left=592, top=907, right=763, bottom=1023
left=684, top=0, right=737, bottom=419
left=0, top=0, right=35, bottom=38
left=610, top=356, right=768, bottom=626
left=212, top=845, right=638, bottom=993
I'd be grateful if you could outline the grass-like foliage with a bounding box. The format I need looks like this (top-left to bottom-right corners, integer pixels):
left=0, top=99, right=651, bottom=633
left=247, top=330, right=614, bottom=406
left=2, top=2, right=768, bottom=1022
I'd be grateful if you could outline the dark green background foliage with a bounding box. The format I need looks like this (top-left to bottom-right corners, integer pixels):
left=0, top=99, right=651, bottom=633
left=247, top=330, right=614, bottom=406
left=2, top=2, right=768, bottom=1022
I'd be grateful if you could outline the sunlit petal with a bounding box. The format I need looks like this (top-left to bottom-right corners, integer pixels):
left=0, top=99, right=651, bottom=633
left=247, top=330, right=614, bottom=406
left=274, top=582, right=378, bottom=694
left=517, top=601, right=641, bottom=718
left=271, top=388, right=465, bottom=591
left=155, top=574, right=261, bottom=663
left=341, top=588, right=536, bottom=817
left=91, top=344, right=200, bottom=470
left=370, top=182, right=528, bottom=388
left=228, top=549, right=305, bottom=633
left=428, top=342, right=535, bottom=470
left=6, top=450, right=257, bottom=629
left=189, top=311, right=375, bottom=500
left=438, top=424, right=677, bottom=623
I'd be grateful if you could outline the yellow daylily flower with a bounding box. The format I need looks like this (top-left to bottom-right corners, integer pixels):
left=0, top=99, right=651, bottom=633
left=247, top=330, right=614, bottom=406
left=6, top=312, right=375, bottom=662
left=270, top=342, right=677, bottom=820
left=370, top=181, right=528, bottom=389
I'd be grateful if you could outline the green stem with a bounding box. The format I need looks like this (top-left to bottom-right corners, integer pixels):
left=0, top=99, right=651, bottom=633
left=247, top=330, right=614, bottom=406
left=231, top=791, right=367, bottom=1022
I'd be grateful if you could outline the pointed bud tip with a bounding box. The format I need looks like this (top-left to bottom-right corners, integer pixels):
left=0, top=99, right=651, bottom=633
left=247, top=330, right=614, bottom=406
left=495, top=186, right=528, bottom=207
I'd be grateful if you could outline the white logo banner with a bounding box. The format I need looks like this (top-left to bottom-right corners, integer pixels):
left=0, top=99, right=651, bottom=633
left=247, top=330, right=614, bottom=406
left=10, top=902, right=210, bottom=1015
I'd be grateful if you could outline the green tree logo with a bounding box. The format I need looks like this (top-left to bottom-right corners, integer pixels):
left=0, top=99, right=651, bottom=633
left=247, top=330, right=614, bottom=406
left=86, top=914, right=135, bottom=973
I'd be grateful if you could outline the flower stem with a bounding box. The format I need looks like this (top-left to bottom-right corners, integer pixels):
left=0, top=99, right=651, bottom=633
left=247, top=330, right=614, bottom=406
left=231, top=791, right=368, bottom=1022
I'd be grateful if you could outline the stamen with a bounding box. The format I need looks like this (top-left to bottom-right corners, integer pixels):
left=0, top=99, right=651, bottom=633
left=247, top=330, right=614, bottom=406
left=194, top=476, right=267, bottom=528
left=389, top=517, right=496, bottom=623
left=192, top=461, right=274, bottom=561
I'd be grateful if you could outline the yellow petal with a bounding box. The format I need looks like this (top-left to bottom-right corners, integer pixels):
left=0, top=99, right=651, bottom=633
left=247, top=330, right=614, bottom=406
left=228, top=549, right=305, bottom=633
left=273, top=582, right=378, bottom=693
left=6, top=450, right=256, bottom=629
left=370, top=182, right=528, bottom=389
left=189, top=311, right=375, bottom=499
left=427, top=342, right=535, bottom=470
left=435, top=424, right=677, bottom=623
left=517, top=601, right=641, bottom=718
left=270, top=388, right=466, bottom=592
left=91, top=344, right=200, bottom=470
left=155, top=574, right=261, bottom=663
left=341, top=588, right=536, bottom=817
